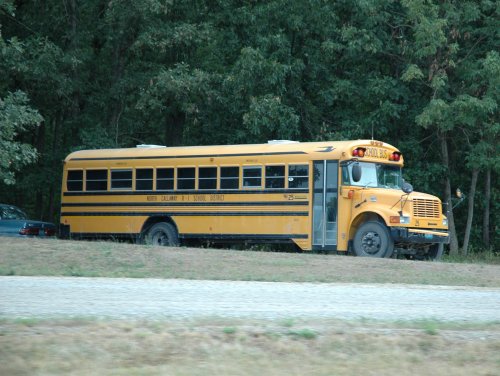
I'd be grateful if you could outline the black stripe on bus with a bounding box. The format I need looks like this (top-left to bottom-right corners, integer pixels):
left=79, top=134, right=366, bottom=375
left=60, top=211, right=309, bottom=217
left=70, top=233, right=308, bottom=240
left=63, top=189, right=309, bottom=196
left=61, top=201, right=309, bottom=208
left=69, top=151, right=307, bottom=161
left=180, top=234, right=309, bottom=240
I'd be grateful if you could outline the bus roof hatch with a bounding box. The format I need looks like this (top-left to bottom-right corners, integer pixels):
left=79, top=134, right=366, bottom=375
left=136, top=144, right=167, bottom=148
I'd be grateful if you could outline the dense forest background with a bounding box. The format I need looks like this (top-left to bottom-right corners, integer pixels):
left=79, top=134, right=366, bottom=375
left=0, top=0, right=498, bottom=254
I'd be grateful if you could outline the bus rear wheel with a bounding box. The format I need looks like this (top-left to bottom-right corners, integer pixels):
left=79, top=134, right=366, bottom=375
left=353, top=221, right=394, bottom=258
left=147, top=222, right=179, bottom=247
left=425, top=243, right=443, bottom=261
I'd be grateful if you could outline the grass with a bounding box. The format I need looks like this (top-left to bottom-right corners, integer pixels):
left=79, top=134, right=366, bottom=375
left=443, top=249, right=500, bottom=264
left=418, top=319, right=440, bottom=335
left=287, top=328, right=318, bottom=339
left=0, top=237, right=499, bottom=287
left=222, top=327, right=237, bottom=335
left=0, top=317, right=498, bottom=376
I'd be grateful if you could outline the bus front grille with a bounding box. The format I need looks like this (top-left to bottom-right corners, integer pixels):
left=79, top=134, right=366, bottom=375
left=413, top=199, right=440, bottom=218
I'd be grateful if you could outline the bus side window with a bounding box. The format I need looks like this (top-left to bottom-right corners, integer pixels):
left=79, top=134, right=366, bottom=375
left=177, top=167, right=195, bottom=190
left=67, top=170, right=83, bottom=191
left=288, top=164, right=308, bottom=189
left=199, top=167, right=217, bottom=190
left=265, top=165, right=285, bottom=189
left=157, top=168, right=174, bottom=190
left=220, top=166, right=239, bottom=190
left=243, top=166, right=262, bottom=188
left=111, top=169, right=132, bottom=190
left=136, top=168, right=153, bottom=191
left=86, top=169, right=108, bottom=191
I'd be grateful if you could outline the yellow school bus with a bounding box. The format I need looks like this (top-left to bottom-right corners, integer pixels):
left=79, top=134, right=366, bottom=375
left=59, top=140, right=449, bottom=259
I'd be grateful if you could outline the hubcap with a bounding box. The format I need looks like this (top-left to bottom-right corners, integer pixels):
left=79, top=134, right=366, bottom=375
left=153, top=232, right=168, bottom=246
left=361, top=231, right=381, bottom=255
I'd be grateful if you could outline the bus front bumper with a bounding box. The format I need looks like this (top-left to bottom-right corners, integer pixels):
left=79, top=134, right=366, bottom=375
left=390, top=227, right=450, bottom=244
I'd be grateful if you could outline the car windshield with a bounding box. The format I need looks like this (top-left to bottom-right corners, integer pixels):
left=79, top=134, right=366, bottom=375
left=0, top=205, right=27, bottom=220
left=343, top=162, right=402, bottom=189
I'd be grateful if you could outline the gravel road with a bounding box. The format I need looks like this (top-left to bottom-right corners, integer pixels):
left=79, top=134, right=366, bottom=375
left=1, top=276, right=499, bottom=322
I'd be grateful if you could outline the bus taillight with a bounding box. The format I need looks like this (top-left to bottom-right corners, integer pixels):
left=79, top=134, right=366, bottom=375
left=389, top=152, right=401, bottom=162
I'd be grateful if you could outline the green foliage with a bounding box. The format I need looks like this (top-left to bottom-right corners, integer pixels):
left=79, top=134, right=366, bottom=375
left=0, top=91, right=42, bottom=184
left=401, top=64, right=424, bottom=82
left=0, top=0, right=14, bottom=17
left=243, top=95, right=299, bottom=141
left=443, top=249, right=500, bottom=265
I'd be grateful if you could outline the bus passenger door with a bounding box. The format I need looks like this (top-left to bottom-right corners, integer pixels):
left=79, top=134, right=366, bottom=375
left=312, top=160, right=338, bottom=250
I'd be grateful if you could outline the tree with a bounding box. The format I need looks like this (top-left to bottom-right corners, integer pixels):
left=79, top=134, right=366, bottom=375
left=0, top=0, right=497, bottom=250
left=0, top=3, right=43, bottom=185
left=399, top=0, right=498, bottom=255
left=0, top=91, right=42, bottom=185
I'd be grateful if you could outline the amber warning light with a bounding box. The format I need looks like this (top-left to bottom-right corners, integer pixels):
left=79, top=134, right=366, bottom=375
left=352, top=148, right=366, bottom=157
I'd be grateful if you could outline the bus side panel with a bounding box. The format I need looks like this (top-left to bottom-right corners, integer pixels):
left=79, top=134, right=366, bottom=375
left=61, top=215, right=146, bottom=237
left=173, top=215, right=310, bottom=243
left=60, top=213, right=312, bottom=249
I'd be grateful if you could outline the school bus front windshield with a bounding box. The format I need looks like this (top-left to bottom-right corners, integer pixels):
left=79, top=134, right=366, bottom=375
left=343, top=162, right=403, bottom=189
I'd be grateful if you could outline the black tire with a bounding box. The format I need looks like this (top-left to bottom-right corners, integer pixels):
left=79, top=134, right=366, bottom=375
left=353, top=221, right=394, bottom=258
left=146, top=222, right=179, bottom=247
left=426, top=243, right=443, bottom=261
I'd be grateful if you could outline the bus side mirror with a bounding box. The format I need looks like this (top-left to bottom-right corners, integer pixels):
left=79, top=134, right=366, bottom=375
left=402, top=182, right=413, bottom=194
left=352, top=163, right=362, bottom=182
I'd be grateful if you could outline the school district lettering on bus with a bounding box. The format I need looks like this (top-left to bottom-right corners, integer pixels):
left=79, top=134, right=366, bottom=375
left=59, top=140, right=449, bottom=260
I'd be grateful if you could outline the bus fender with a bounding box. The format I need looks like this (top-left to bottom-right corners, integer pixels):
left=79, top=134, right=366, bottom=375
left=349, top=210, right=388, bottom=241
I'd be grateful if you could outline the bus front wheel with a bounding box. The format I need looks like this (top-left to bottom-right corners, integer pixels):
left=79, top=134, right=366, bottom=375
left=353, top=221, right=394, bottom=258
left=147, top=222, right=179, bottom=247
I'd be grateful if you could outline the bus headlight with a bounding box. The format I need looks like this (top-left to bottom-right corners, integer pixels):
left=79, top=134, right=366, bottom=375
left=400, top=216, right=410, bottom=224
left=443, top=218, right=448, bottom=226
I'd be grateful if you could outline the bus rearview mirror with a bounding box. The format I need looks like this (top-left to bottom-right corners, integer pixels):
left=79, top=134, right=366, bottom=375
left=402, top=182, right=413, bottom=194
left=352, top=163, right=362, bottom=182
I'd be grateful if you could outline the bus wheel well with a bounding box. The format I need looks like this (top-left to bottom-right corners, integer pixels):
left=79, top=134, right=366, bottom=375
left=139, top=216, right=178, bottom=243
left=349, top=212, right=385, bottom=242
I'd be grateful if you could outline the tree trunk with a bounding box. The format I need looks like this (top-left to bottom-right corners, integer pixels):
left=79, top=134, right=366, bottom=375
left=462, top=168, right=479, bottom=255
left=35, top=121, right=46, bottom=220
left=482, top=168, right=491, bottom=248
left=48, top=115, right=62, bottom=222
left=164, top=112, right=184, bottom=146
left=110, top=44, right=125, bottom=146
left=440, top=132, right=459, bottom=255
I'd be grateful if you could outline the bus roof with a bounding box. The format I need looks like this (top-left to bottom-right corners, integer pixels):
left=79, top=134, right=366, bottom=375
left=64, top=140, right=401, bottom=163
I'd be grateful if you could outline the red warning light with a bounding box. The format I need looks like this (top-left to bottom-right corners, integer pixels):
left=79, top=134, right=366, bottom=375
left=352, top=148, right=366, bottom=158
left=389, top=152, right=401, bottom=162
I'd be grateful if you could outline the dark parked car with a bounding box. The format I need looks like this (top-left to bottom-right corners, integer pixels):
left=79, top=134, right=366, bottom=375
left=0, top=204, right=56, bottom=237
